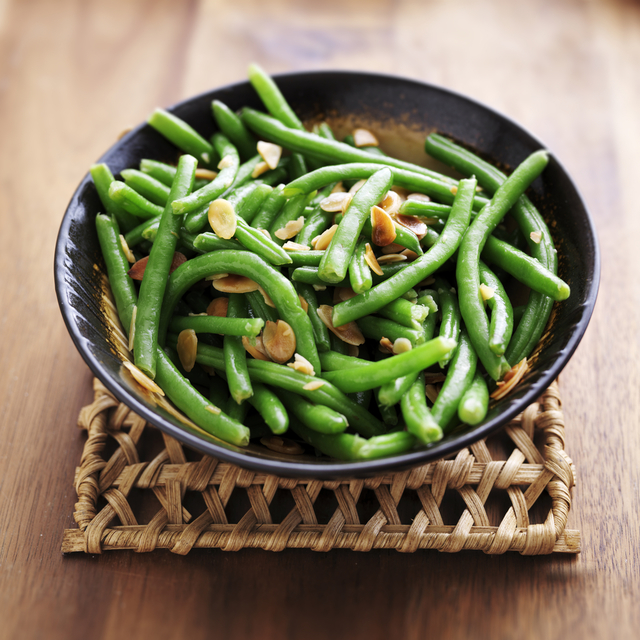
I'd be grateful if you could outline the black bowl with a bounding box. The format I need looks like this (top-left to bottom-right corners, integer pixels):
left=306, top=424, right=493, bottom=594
left=54, top=70, right=599, bottom=478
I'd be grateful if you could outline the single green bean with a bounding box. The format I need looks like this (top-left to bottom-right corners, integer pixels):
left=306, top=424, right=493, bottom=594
left=457, top=371, right=489, bottom=426
left=235, top=216, right=292, bottom=265
left=377, top=298, right=428, bottom=329
left=377, top=371, right=419, bottom=407
left=109, top=180, right=164, bottom=219
left=434, top=276, right=460, bottom=368
left=287, top=250, right=324, bottom=267
left=193, top=232, right=245, bottom=253
left=224, top=293, right=253, bottom=403
left=211, top=99, right=257, bottom=161
left=246, top=383, right=289, bottom=434
left=357, top=432, right=416, bottom=460
left=121, top=168, right=170, bottom=206
left=169, top=314, right=264, bottom=337
left=124, top=216, right=160, bottom=248
left=479, top=261, right=514, bottom=357
left=236, top=183, right=273, bottom=224
left=291, top=262, right=407, bottom=287
left=401, top=373, right=443, bottom=445
left=295, top=283, right=331, bottom=352
left=357, top=316, right=425, bottom=346
left=349, top=238, right=373, bottom=294
left=275, top=390, right=348, bottom=435
left=400, top=199, right=452, bottom=218
left=90, top=164, right=140, bottom=232
left=245, top=289, right=279, bottom=324
left=249, top=184, right=287, bottom=230
left=288, top=417, right=366, bottom=460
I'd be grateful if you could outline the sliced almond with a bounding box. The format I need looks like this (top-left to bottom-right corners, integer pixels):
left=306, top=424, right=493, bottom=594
left=188, top=312, right=208, bottom=317
left=212, top=275, right=260, bottom=293
left=450, top=185, right=458, bottom=196
left=298, top=295, right=309, bottom=313
left=320, top=192, right=351, bottom=212
left=399, top=249, right=419, bottom=261
left=205, top=404, right=221, bottom=415
left=330, top=182, right=346, bottom=194
left=316, top=305, right=365, bottom=346
left=177, top=329, right=197, bottom=372
left=312, top=284, right=326, bottom=291
left=127, top=252, right=186, bottom=281
left=380, top=190, right=402, bottom=215
left=381, top=242, right=406, bottom=254
left=263, top=320, right=296, bottom=363
left=491, top=358, right=528, bottom=400
left=275, top=216, right=305, bottom=240
left=417, top=275, right=436, bottom=287
left=312, top=224, right=338, bottom=251
left=364, top=243, right=383, bottom=276
left=206, top=297, right=228, bottom=317
left=122, top=360, right=164, bottom=396
left=392, top=337, right=412, bottom=354
left=425, top=384, right=440, bottom=404
left=340, top=194, right=353, bottom=213
left=119, top=234, right=135, bottom=263
left=333, top=286, right=357, bottom=302
left=395, top=214, right=427, bottom=239
left=242, top=335, right=272, bottom=361
left=195, top=168, right=218, bottom=180
left=353, top=128, right=379, bottom=147
left=208, top=199, right=237, bottom=239
left=257, top=141, right=282, bottom=170
left=284, top=241, right=310, bottom=252
left=128, top=306, right=137, bottom=352
left=258, top=285, right=276, bottom=308
left=377, top=253, right=407, bottom=264
left=379, top=336, right=394, bottom=354
left=251, top=161, right=270, bottom=179
left=349, top=179, right=367, bottom=194
left=260, top=435, right=304, bottom=455
left=371, top=205, right=397, bottom=247
left=480, top=284, right=495, bottom=302
left=287, top=353, right=315, bottom=376
left=303, top=379, right=325, bottom=391
left=217, top=155, right=234, bottom=169
left=260, top=228, right=272, bottom=240
left=424, top=372, right=446, bottom=384
left=407, top=193, right=431, bottom=203
left=530, top=231, right=542, bottom=244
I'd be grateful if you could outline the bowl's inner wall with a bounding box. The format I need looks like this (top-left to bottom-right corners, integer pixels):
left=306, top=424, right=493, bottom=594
left=56, top=72, right=598, bottom=477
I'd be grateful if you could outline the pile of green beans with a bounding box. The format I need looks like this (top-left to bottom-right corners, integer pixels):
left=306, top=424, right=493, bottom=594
left=92, top=64, right=570, bottom=461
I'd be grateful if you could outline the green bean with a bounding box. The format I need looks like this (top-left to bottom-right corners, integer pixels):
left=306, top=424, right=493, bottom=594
left=319, top=168, right=393, bottom=283
left=314, top=122, right=336, bottom=140
left=147, top=108, right=217, bottom=167
left=158, top=250, right=320, bottom=375
left=319, top=350, right=369, bottom=372
left=401, top=373, right=443, bottom=444
left=225, top=396, right=250, bottom=423
left=356, top=316, right=425, bottom=346
left=224, top=293, right=253, bottom=403
left=228, top=154, right=262, bottom=189
left=434, top=277, right=460, bottom=367
left=236, top=183, right=273, bottom=224
left=332, top=177, right=475, bottom=327
left=457, top=371, right=489, bottom=426
left=193, top=232, right=245, bottom=253
left=456, top=151, right=548, bottom=380
left=430, top=329, right=477, bottom=428
left=482, top=235, right=570, bottom=301
left=296, top=205, right=333, bottom=248
left=89, top=164, right=140, bottom=233
left=168, top=314, right=264, bottom=337
left=171, top=134, right=239, bottom=215
left=134, top=154, right=197, bottom=378
left=245, top=289, right=279, bottom=324
left=108, top=180, right=164, bottom=219
left=400, top=199, right=452, bottom=218
left=154, top=347, right=249, bottom=446
left=377, top=369, right=419, bottom=408
left=121, top=168, right=170, bottom=206
left=269, top=192, right=314, bottom=245
left=288, top=417, right=366, bottom=460
left=321, top=336, right=456, bottom=393
left=95, top=214, right=138, bottom=333
left=275, top=391, right=348, bottom=435
left=348, top=389, right=372, bottom=409
left=357, top=432, right=416, bottom=460
left=124, top=216, right=160, bottom=248
left=249, top=184, right=287, bottom=230
left=287, top=250, right=324, bottom=267
left=479, top=261, right=513, bottom=357
left=235, top=216, right=292, bottom=265
left=294, top=283, right=331, bottom=352
left=349, top=238, right=373, bottom=294
left=377, top=298, right=427, bottom=329
left=140, top=159, right=179, bottom=187
left=291, top=262, right=407, bottom=287
left=211, top=100, right=257, bottom=161
left=140, top=218, right=160, bottom=241
left=247, top=383, right=289, bottom=434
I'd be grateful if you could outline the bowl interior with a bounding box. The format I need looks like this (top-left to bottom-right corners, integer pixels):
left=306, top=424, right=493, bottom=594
left=55, top=71, right=599, bottom=478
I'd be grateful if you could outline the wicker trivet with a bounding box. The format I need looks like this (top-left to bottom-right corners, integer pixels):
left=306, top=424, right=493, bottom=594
left=61, top=378, right=579, bottom=555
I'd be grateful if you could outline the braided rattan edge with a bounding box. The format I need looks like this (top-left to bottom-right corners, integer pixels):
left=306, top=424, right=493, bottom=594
left=62, top=379, right=580, bottom=555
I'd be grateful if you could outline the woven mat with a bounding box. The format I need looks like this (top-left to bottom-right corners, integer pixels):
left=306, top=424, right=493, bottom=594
left=61, top=378, right=579, bottom=555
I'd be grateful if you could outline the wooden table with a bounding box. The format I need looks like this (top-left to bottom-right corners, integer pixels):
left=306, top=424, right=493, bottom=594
left=1, top=0, right=638, bottom=637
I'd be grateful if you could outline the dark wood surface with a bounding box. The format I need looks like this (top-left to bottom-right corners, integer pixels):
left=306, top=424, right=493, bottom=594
left=1, top=0, right=638, bottom=638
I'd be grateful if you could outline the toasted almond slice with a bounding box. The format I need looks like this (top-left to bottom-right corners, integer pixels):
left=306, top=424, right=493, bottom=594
left=257, top=140, right=282, bottom=170
left=122, top=360, right=164, bottom=395
left=205, top=404, right=221, bottom=415
left=119, top=234, right=135, bottom=263
left=208, top=199, right=237, bottom=239
left=242, top=335, right=272, bottom=361
left=217, top=155, right=234, bottom=170
left=371, top=205, right=397, bottom=246
left=377, top=253, right=407, bottom=264
left=316, top=305, right=365, bottom=346
left=128, top=306, right=137, bottom=352
left=480, top=284, right=495, bottom=302
left=379, top=337, right=394, bottom=354
left=380, top=190, right=402, bottom=215
left=303, top=379, right=326, bottom=391
left=263, top=320, right=296, bottom=363
left=450, top=185, right=458, bottom=196
left=251, top=161, right=270, bottom=178
left=312, top=284, right=326, bottom=291
left=259, top=228, right=272, bottom=240
left=395, top=214, right=427, bottom=239
left=340, top=194, right=353, bottom=213
left=312, top=224, right=338, bottom=250
left=400, top=249, right=419, bottom=261
left=320, top=192, right=351, bottom=212
left=284, top=241, right=310, bottom=251
left=275, top=216, right=305, bottom=240
left=201, top=152, right=211, bottom=164
left=212, top=275, right=260, bottom=293
left=424, top=372, right=446, bottom=384
left=381, top=242, right=406, bottom=254
left=349, top=179, right=367, bottom=194
left=258, top=285, right=276, bottom=308
left=127, top=252, right=186, bottom=281
left=364, top=242, right=383, bottom=276
left=260, top=435, right=304, bottom=455
left=333, top=286, right=357, bottom=303
left=205, top=272, right=230, bottom=281
left=331, top=181, right=346, bottom=194
left=298, top=295, right=309, bottom=313
left=425, top=384, right=440, bottom=404
left=417, top=276, right=436, bottom=287
left=195, top=168, right=218, bottom=180
left=393, top=337, right=412, bottom=355
left=188, top=312, right=208, bottom=317
left=287, top=353, right=315, bottom=376
left=353, top=128, right=379, bottom=147
left=177, top=329, right=198, bottom=372
left=530, top=230, right=542, bottom=244
left=491, top=358, right=528, bottom=400
left=407, top=193, right=431, bottom=203
left=206, top=297, right=228, bottom=317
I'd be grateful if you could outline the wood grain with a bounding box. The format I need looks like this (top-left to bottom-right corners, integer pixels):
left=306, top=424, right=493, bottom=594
left=0, top=0, right=638, bottom=638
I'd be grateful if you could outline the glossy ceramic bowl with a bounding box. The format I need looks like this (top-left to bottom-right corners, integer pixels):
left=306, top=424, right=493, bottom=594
left=54, top=71, right=599, bottom=478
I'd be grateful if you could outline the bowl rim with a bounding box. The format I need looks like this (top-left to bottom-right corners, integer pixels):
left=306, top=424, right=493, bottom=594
left=55, top=69, right=600, bottom=478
